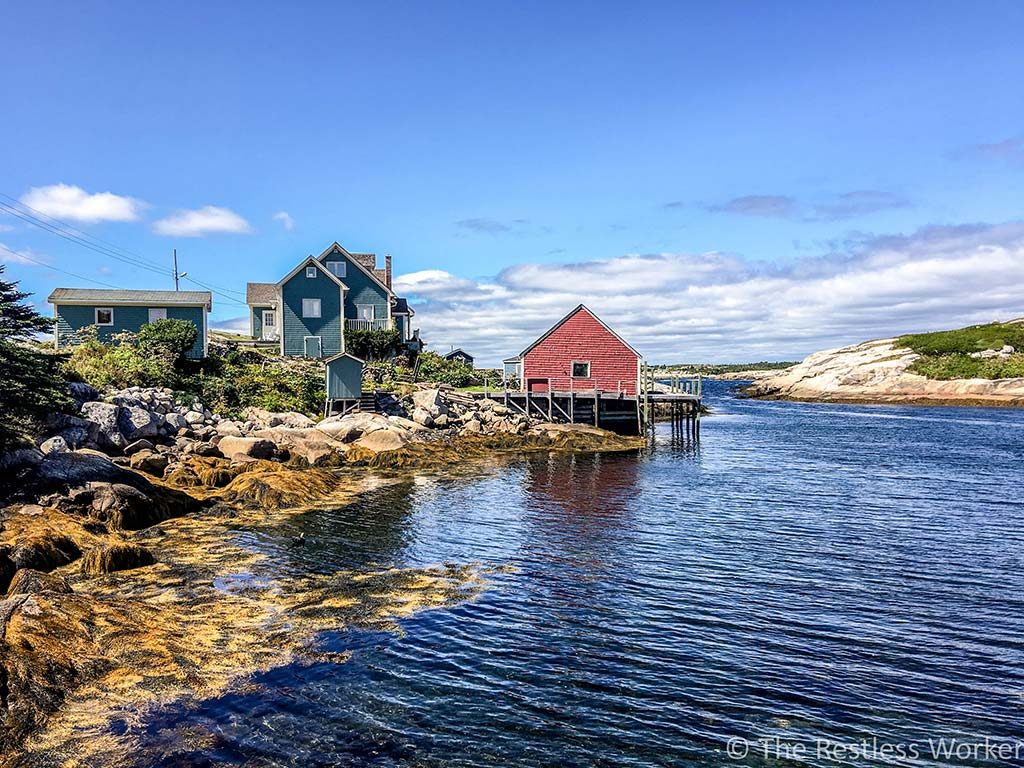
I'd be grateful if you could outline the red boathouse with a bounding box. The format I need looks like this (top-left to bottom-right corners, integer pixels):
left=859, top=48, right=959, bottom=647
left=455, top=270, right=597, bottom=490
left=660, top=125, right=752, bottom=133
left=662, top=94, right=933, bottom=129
left=519, top=304, right=641, bottom=395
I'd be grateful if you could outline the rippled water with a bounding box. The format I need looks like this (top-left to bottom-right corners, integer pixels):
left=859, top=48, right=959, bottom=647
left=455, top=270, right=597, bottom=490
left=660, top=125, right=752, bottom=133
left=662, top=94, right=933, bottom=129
left=145, top=382, right=1024, bottom=766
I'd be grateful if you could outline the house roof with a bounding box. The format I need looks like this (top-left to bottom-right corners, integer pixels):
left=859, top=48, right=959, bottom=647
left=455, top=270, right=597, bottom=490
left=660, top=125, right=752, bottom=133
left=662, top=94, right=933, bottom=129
left=502, top=356, right=521, bottom=364
left=444, top=348, right=472, bottom=359
left=518, top=304, right=641, bottom=358
left=276, top=256, right=349, bottom=290
left=392, top=296, right=413, bottom=315
left=316, top=242, right=393, bottom=296
left=246, top=282, right=277, bottom=306
left=48, top=288, right=212, bottom=309
left=323, top=351, right=366, bottom=364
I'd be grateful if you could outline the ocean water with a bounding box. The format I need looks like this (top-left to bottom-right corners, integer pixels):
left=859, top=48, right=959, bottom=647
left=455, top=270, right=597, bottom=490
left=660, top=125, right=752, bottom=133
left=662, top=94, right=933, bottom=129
left=142, top=382, right=1024, bottom=766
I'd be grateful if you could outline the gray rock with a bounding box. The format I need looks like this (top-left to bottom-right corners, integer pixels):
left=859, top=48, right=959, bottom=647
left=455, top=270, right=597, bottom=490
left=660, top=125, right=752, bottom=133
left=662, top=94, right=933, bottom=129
left=165, top=413, right=189, bottom=429
left=80, top=401, right=125, bottom=449
left=129, top=450, right=169, bottom=476
left=184, top=410, right=206, bottom=426
left=0, top=448, right=44, bottom=473
left=68, top=382, right=100, bottom=406
left=123, top=439, right=155, bottom=456
left=39, top=436, right=70, bottom=455
left=411, top=407, right=434, bottom=427
left=118, top=406, right=162, bottom=442
left=216, top=420, right=243, bottom=437
left=216, top=436, right=276, bottom=460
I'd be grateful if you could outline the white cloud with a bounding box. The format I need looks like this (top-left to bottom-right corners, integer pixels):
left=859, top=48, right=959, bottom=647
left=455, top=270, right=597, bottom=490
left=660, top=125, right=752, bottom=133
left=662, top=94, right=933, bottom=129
left=20, top=183, right=143, bottom=223
left=272, top=211, right=295, bottom=231
left=0, top=224, right=14, bottom=233
left=395, top=221, right=1024, bottom=365
left=0, top=242, right=47, bottom=267
left=153, top=206, right=252, bottom=237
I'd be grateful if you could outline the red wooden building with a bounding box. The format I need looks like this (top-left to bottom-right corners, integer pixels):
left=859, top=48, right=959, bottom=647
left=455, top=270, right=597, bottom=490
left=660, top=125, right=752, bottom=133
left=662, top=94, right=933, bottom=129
left=517, top=304, right=642, bottom=395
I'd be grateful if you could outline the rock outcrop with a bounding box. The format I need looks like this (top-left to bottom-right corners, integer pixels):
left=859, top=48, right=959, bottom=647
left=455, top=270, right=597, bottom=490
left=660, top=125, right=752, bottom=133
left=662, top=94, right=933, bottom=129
left=747, top=338, right=1024, bottom=405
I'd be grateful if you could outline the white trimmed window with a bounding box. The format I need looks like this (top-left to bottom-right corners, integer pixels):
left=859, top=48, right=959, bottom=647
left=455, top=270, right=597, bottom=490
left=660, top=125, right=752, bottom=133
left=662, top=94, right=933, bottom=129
left=326, top=261, right=346, bottom=278
left=571, top=361, right=591, bottom=378
left=356, top=304, right=375, bottom=320
left=302, top=298, right=322, bottom=318
left=95, top=307, right=114, bottom=326
left=305, top=266, right=318, bottom=278
left=148, top=308, right=167, bottom=323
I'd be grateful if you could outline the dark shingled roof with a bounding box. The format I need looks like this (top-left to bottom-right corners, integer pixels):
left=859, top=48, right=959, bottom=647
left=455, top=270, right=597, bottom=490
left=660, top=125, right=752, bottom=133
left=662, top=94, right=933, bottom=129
left=48, top=288, right=212, bottom=307
left=246, top=282, right=277, bottom=306
left=392, top=297, right=411, bottom=314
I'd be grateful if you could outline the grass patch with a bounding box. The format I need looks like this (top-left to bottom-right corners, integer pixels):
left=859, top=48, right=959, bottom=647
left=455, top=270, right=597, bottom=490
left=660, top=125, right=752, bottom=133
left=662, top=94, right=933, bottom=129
left=898, top=322, right=1024, bottom=356
left=898, top=321, right=1024, bottom=380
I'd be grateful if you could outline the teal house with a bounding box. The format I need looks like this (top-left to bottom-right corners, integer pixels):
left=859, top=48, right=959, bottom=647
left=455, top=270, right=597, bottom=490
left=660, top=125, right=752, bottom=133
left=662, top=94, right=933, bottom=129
left=48, top=288, right=212, bottom=358
left=246, top=242, right=422, bottom=358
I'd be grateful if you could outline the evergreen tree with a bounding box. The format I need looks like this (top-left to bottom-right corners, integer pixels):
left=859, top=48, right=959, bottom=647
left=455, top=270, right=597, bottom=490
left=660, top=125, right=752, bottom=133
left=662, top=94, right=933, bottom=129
left=0, top=265, right=70, bottom=450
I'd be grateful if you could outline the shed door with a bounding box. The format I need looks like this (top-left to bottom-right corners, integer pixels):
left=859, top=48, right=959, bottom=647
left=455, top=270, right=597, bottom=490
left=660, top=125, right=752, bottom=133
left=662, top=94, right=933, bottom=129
left=304, top=336, right=322, bottom=358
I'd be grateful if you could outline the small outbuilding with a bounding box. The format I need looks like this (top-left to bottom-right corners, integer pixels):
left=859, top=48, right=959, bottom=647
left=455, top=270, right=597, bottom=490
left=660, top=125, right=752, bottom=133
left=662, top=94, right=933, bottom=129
left=324, top=352, right=364, bottom=417
left=48, top=288, right=212, bottom=358
left=443, top=348, right=474, bottom=367
left=518, top=304, right=641, bottom=395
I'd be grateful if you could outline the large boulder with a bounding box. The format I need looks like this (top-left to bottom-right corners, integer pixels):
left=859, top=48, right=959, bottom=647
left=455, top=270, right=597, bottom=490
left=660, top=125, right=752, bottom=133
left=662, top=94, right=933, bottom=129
left=80, top=401, right=125, bottom=450
left=128, top=450, right=169, bottom=476
left=317, top=412, right=391, bottom=442
left=216, top=436, right=276, bottom=460
left=216, top=420, right=243, bottom=437
left=10, top=534, right=81, bottom=572
left=411, top=388, right=448, bottom=417
left=68, top=382, right=100, bottom=406
left=117, top=405, right=163, bottom=442
left=411, top=407, right=435, bottom=427
left=249, top=428, right=345, bottom=467
left=352, top=428, right=411, bottom=455
left=242, top=408, right=316, bottom=429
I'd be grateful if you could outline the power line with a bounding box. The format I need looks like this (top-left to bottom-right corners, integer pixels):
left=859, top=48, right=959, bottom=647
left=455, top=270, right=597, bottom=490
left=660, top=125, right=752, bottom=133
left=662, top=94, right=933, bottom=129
left=0, top=244, right=123, bottom=289
left=0, top=193, right=249, bottom=299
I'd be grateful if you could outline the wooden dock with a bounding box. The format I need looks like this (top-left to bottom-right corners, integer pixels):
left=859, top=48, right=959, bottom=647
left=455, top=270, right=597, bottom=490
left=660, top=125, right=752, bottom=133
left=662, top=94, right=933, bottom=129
left=475, top=368, right=702, bottom=437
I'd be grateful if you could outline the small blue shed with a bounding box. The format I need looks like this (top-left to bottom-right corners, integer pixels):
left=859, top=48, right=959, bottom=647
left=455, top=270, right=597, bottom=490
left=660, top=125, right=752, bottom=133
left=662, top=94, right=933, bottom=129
left=324, top=352, right=364, bottom=400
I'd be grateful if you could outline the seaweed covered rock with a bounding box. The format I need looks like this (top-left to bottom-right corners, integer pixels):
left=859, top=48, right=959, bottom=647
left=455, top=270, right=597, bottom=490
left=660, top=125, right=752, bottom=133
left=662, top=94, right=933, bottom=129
left=80, top=542, right=155, bottom=575
left=9, top=534, right=81, bottom=572
left=6, top=568, right=73, bottom=596
left=214, top=461, right=340, bottom=509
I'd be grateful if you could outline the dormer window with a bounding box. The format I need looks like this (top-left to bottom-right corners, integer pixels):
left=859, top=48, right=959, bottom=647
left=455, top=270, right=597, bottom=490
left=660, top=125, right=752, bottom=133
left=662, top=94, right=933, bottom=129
left=305, top=266, right=317, bottom=278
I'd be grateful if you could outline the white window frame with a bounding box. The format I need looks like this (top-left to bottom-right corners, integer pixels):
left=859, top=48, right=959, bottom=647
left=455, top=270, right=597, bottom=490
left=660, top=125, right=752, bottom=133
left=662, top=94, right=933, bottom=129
left=148, top=308, right=167, bottom=323
left=95, top=307, right=114, bottom=326
left=571, top=360, right=591, bottom=378
left=302, top=298, right=322, bottom=318
left=356, top=303, right=376, bottom=321
left=305, top=266, right=318, bottom=278
left=262, top=309, right=276, bottom=329
left=326, top=260, right=346, bottom=278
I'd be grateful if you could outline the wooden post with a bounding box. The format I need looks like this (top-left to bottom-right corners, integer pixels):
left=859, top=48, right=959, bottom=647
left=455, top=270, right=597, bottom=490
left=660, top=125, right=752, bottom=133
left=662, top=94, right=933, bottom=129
left=547, top=378, right=553, bottom=421
left=594, top=390, right=600, bottom=427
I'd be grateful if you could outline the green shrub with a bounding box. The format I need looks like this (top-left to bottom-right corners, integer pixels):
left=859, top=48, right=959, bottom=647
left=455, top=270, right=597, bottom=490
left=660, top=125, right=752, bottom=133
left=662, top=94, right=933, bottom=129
left=183, top=357, right=325, bottom=418
left=909, top=353, right=1024, bottom=380
left=415, top=351, right=477, bottom=387
left=345, top=328, right=401, bottom=361
left=898, top=322, right=1024, bottom=356
left=62, top=330, right=175, bottom=391
left=0, top=267, right=72, bottom=450
left=137, top=318, right=198, bottom=361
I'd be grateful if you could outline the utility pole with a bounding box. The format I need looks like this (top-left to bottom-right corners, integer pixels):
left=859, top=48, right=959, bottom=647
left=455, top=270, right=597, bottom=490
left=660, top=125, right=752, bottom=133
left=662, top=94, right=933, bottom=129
left=172, top=249, right=187, bottom=290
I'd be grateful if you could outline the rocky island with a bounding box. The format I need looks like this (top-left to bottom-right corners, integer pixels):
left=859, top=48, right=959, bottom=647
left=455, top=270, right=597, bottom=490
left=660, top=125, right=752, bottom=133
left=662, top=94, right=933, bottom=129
left=746, top=319, right=1024, bottom=407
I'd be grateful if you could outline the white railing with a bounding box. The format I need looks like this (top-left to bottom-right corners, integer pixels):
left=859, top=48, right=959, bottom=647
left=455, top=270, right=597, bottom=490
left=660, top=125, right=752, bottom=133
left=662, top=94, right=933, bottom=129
left=345, top=318, right=392, bottom=331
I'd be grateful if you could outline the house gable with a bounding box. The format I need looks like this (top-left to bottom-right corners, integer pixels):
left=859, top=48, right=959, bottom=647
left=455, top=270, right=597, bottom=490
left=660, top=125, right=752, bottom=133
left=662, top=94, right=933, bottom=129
left=278, top=257, right=345, bottom=357
left=314, top=243, right=391, bottom=323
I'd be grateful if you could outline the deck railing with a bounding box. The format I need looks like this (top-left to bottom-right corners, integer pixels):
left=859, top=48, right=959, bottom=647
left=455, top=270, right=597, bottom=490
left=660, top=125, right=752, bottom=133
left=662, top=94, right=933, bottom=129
left=345, top=318, right=392, bottom=332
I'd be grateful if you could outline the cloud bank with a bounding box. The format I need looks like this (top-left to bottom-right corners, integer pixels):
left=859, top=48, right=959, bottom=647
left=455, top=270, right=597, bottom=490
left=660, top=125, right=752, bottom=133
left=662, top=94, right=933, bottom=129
left=153, top=206, right=252, bottom=237
left=394, top=221, right=1024, bottom=365
left=21, top=183, right=143, bottom=223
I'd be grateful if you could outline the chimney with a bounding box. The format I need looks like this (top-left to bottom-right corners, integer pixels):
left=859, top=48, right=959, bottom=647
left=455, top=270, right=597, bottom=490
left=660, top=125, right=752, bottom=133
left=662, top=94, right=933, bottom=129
left=385, top=254, right=392, bottom=289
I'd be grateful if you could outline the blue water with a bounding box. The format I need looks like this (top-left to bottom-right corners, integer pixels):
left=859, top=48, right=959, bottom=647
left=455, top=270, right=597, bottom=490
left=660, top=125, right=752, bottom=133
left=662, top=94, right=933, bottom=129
left=147, top=382, right=1024, bottom=766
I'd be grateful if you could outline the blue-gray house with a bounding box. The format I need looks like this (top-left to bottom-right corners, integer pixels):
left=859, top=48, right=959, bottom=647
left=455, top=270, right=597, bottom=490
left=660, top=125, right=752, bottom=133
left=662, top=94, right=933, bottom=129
left=245, top=242, right=422, bottom=358
left=48, top=288, right=212, bottom=358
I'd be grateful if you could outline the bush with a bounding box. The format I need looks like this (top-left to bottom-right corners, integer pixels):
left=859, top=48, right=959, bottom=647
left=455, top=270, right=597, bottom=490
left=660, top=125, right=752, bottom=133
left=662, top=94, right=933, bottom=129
left=415, top=351, right=477, bottom=387
left=346, top=328, right=401, bottom=361
left=184, top=355, right=325, bottom=418
left=137, top=318, right=198, bottom=361
left=898, top=322, right=1024, bottom=356
left=909, top=353, right=1024, bottom=380
left=63, top=330, right=174, bottom=390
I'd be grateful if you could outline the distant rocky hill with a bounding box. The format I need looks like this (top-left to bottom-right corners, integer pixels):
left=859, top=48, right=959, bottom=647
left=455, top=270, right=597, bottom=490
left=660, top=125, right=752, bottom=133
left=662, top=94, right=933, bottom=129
left=747, top=320, right=1024, bottom=406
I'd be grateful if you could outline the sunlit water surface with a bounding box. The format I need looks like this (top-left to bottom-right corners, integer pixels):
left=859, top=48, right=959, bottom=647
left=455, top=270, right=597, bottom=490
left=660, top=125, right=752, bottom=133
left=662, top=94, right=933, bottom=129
left=138, top=382, right=1024, bottom=766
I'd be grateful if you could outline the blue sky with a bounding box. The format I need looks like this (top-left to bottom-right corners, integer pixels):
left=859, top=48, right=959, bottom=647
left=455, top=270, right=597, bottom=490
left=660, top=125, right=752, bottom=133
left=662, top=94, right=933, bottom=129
left=2, top=1, right=1023, bottom=363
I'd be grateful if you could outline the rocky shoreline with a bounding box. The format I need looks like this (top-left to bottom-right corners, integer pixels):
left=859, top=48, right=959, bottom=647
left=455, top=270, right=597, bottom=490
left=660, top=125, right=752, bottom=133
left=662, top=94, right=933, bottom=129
left=744, top=338, right=1024, bottom=407
left=0, top=385, right=642, bottom=764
